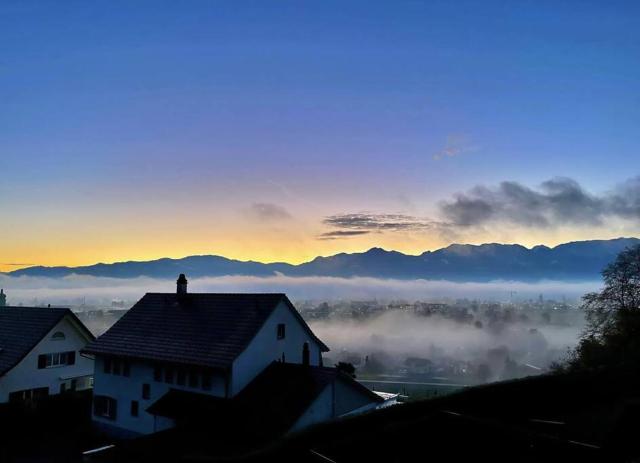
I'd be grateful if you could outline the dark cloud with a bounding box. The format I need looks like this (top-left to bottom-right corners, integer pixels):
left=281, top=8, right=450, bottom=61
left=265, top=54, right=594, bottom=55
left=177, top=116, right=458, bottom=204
left=317, top=230, right=371, bottom=240
left=248, top=203, right=292, bottom=221
left=320, top=213, right=450, bottom=240
left=323, top=213, right=441, bottom=232
left=0, top=263, right=37, bottom=266
left=608, top=176, right=640, bottom=218
left=440, top=176, right=640, bottom=227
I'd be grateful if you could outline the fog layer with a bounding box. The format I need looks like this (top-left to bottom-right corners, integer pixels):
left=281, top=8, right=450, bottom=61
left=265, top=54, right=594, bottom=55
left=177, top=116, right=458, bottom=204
left=0, top=274, right=600, bottom=306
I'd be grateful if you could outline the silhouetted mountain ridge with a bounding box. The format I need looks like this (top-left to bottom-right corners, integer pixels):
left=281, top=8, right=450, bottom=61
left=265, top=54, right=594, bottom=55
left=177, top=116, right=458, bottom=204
left=6, top=238, right=639, bottom=282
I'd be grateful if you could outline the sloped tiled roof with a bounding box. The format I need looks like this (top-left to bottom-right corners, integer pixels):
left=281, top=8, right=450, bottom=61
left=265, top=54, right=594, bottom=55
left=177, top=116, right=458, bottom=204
left=0, top=307, right=93, bottom=376
left=82, top=293, right=329, bottom=369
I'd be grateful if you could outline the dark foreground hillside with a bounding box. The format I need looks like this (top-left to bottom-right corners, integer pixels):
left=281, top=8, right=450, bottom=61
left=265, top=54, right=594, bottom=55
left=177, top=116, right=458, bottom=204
left=95, top=367, right=640, bottom=463
left=1, top=370, right=637, bottom=462
left=0, top=390, right=104, bottom=463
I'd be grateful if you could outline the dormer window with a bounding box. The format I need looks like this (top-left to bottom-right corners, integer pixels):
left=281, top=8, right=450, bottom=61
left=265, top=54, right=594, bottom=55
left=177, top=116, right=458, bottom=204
left=277, top=323, right=286, bottom=340
left=52, top=331, right=65, bottom=341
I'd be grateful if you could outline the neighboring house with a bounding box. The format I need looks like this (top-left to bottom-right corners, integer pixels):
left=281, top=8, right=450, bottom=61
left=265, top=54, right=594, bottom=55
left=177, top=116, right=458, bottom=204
left=82, top=274, right=391, bottom=437
left=0, top=306, right=96, bottom=403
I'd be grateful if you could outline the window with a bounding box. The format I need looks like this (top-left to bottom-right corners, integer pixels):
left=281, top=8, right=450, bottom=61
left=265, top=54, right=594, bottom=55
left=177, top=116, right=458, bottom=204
left=130, top=400, right=139, bottom=417
left=153, top=365, right=162, bottom=382
left=9, top=387, right=49, bottom=403
left=188, top=371, right=199, bottom=388
left=51, top=331, right=65, bottom=341
left=164, top=368, right=174, bottom=384
left=94, top=395, right=117, bottom=420
left=9, top=391, right=24, bottom=403
left=102, top=357, right=129, bottom=376
left=201, top=373, right=212, bottom=391
left=38, top=351, right=76, bottom=369
left=302, top=342, right=310, bottom=366
left=176, top=369, right=186, bottom=386
left=277, top=323, right=286, bottom=340
left=142, top=383, right=150, bottom=400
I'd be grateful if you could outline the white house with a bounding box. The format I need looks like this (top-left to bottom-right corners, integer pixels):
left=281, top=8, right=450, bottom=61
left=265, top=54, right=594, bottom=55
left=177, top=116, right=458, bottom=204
left=83, top=274, right=389, bottom=437
left=0, top=306, right=95, bottom=403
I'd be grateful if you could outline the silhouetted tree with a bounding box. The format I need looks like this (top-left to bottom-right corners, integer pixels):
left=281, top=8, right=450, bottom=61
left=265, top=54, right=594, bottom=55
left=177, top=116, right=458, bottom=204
left=476, top=363, right=492, bottom=383
left=335, top=361, right=357, bottom=378
left=568, top=245, right=640, bottom=371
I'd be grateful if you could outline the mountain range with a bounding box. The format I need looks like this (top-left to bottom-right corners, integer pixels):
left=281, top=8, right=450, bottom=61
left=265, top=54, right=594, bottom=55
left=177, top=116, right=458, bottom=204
left=6, top=237, right=639, bottom=282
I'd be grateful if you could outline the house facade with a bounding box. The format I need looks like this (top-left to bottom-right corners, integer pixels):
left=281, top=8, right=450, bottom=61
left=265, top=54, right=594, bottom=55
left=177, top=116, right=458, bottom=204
left=0, top=306, right=95, bottom=403
left=83, top=275, right=388, bottom=437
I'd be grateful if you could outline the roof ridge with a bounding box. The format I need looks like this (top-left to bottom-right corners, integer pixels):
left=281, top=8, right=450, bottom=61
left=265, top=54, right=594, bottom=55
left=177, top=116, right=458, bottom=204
left=3, top=306, right=71, bottom=311
left=144, top=292, right=287, bottom=296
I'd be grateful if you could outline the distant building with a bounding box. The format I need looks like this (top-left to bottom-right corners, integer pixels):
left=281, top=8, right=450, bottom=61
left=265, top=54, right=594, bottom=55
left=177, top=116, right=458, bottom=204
left=83, top=274, right=391, bottom=437
left=0, top=306, right=95, bottom=403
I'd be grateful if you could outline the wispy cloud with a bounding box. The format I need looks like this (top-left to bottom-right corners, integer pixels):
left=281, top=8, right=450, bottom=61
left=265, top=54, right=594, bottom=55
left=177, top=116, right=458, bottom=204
left=433, top=134, right=477, bottom=161
left=248, top=202, right=292, bottom=221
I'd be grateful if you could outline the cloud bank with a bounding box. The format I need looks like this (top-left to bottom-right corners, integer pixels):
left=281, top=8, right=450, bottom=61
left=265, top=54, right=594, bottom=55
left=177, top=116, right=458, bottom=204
left=321, top=176, right=640, bottom=239
left=441, top=176, right=640, bottom=227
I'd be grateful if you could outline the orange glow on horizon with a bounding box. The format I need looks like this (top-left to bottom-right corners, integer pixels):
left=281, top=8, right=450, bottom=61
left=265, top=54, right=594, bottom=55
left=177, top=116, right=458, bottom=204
left=1, top=223, right=635, bottom=273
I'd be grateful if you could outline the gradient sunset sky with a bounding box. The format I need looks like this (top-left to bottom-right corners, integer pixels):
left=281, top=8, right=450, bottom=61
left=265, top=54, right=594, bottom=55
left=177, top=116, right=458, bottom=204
left=1, top=1, right=639, bottom=272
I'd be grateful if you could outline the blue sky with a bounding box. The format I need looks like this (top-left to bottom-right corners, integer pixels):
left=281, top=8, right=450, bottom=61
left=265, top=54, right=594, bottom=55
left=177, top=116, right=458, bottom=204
left=1, top=1, right=639, bottom=269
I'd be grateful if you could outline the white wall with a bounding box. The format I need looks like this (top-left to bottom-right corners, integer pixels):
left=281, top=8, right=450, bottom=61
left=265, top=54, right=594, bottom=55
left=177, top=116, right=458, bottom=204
left=231, top=301, right=325, bottom=395
left=92, top=356, right=227, bottom=436
left=290, top=385, right=333, bottom=432
left=0, top=316, right=94, bottom=403
left=290, top=378, right=381, bottom=433
left=334, top=379, right=378, bottom=416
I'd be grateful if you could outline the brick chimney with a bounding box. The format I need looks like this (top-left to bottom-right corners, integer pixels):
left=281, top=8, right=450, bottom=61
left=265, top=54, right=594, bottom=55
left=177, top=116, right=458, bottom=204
left=177, top=274, right=188, bottom=295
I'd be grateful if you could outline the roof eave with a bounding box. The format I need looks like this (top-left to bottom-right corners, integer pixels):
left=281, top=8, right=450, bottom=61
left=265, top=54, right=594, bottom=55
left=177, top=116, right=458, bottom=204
left=80, top=349, right=231, bottom=372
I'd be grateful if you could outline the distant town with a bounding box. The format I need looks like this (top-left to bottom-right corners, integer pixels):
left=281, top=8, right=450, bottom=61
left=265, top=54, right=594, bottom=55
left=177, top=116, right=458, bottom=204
left=5, top=293, right=583, bottom=400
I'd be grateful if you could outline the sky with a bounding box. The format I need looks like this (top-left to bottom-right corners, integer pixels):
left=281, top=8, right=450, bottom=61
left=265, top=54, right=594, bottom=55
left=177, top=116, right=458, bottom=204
left=1, top=0, right=639, bottom=271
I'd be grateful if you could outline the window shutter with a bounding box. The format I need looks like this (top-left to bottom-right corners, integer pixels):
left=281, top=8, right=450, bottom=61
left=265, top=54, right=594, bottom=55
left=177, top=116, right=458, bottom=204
left=67, top=351, right=76, bottom=365
left=109, top=398, right=118, bottom=420
left=37, top=354, right=46, bottom=369
left=93, top=395, right=105, bottom=416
